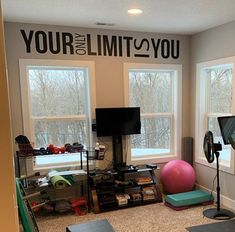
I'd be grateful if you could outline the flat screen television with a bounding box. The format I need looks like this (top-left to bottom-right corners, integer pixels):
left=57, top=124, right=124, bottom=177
left=218, top=116, right=235, bottom=145
left=95, top=107, right=141, bottom=137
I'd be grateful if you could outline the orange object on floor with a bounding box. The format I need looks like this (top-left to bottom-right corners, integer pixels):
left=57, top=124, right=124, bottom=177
left=70, top=197, right=88, bottom=215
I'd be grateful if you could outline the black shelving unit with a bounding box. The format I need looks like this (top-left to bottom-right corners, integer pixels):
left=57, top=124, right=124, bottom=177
left=16, top=149, right=90, bottom=215
left=83, top=149, right=94, bottom=213
left=81, top=148, right=106, bottom=212
left=16, top=150, right=84, bottom=178
left=90, top=165, right=162, bottom=213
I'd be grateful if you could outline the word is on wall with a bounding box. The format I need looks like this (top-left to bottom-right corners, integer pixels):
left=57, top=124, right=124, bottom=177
left=20, top=29, right=180, bottom=59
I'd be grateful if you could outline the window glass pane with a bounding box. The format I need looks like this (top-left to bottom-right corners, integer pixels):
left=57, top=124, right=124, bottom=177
left=208, top=116, right=221, bottom=138
left=27, top=67, right=90, bottom=149
left=34, top=120, right=88, bottom=148
left=206, top=65, right=233, bottom=113
left=20, top=60, right=94, bottom=169
left=196, top=59, right=235, bottom=172
left=131, top=117, right=171, bottom=157
left=208, top=117, right=231, bottom=161
left=129, top=71, right=172, bottom=113
left=128, top=69, right=174, bottom=158
left=28, top=69, right=86, bottom=116
left=206, top=64, right=233, bottom=163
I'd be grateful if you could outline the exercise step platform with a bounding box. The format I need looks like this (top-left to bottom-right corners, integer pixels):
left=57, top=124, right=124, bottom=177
left=165, top=189, right=214, bottom=211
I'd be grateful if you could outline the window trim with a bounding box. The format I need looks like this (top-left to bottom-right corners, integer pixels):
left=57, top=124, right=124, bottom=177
left=123, top=63, right=182, bottom=165
left=19, top=59, right=96, bottom=170
left=195, top=57, right=235, bottom=174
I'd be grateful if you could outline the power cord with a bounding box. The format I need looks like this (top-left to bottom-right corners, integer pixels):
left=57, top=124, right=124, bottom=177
left=210, top=173, right=217, bottom=205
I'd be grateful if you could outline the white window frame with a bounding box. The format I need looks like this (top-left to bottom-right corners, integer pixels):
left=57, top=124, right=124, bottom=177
left=124, top=63, right=182, bottom=165
left=195, top=57, right=235, bottom=174
left=19, top=59, right=96, bottom=170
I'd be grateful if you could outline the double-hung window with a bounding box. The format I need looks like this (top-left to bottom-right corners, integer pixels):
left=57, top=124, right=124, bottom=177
left=195, top=57, right=235, bottom=173
left=19, top=59, right=95, bottom=170
left=124, top=63, right=182, bottom=165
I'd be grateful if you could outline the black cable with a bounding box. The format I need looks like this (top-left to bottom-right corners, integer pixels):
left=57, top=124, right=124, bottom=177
left=210, top=173, right=217, bottom=202
left=202, top=173, right=217, bottom=213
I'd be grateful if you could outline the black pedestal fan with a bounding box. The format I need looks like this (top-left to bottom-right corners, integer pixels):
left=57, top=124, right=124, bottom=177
left=203, top=131, right=234, bottom=220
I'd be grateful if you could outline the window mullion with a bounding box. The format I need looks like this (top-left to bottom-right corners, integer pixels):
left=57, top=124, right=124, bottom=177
left=141, top=112, right=171, bottom=118
left=32, top=115, right=87, bottom=121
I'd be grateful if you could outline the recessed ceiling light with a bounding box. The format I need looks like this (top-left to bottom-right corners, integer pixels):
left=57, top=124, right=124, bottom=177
left=128, top=8, right=143, bottom=15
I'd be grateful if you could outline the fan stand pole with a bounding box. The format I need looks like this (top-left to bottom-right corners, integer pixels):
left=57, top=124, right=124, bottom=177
left=216, top=152, right=220, bottom=212
left=203, top=152, right=235, bottom=220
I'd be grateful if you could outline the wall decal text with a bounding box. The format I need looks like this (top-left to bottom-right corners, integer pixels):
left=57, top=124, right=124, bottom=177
left=20, top=29, right=180, bottom=59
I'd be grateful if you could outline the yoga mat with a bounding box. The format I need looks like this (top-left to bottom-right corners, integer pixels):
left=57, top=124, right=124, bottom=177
left=16, top=178, right=39, bottom=232
left=186, top=219, right=235, bottom=232
left=48, top=169, right=86, bottom=177
left=63, top=175, right=75, bottom=185
left=50, top=175, right=72, bottom=189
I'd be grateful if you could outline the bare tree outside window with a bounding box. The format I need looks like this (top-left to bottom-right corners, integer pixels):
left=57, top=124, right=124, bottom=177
left=128, top=71, right=173, bottom=156
left=207, top=66, right=232, bottom=136
left=205, top=65, right=233, bottom=161
left=28, top=68, right=88, bottom=148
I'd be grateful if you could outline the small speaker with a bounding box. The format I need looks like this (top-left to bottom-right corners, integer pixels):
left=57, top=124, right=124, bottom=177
left=92, top=123, right=96, bottom=131
left=183, top=137, right=193, bottom=166
left=92, top=118, right=97, bottom=132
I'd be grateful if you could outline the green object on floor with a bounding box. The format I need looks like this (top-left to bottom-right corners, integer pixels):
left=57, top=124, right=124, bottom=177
left=16, top=178, right=39, bottom=232
left=165, top=189, right=213, bottom=207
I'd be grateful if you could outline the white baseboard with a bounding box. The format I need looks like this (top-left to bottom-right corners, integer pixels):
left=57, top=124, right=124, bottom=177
left=196, top=184, right=235, bottom=211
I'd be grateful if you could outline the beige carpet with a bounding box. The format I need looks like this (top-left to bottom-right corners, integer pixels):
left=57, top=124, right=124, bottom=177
left=37, top=203, right=217, bottom=232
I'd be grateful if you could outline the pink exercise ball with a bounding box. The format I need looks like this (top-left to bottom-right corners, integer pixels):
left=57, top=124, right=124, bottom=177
left=160, top=160, right=196, bottom=194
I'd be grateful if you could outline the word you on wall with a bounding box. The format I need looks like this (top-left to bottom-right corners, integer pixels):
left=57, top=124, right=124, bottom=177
left=20, top=29, right=180, bottom=59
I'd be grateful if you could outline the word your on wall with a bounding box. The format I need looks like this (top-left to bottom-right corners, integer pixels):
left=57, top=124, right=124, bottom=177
left=20, top=29, right=180, bottom=59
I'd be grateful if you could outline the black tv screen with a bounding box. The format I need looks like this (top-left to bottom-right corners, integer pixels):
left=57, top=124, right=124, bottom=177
left=95, top=107, right=141, bottom=137
left=218, top=116, right=235, bottom=144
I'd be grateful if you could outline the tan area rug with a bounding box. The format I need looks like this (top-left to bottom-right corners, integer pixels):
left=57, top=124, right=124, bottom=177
left=37, top=203, right=218, bottom=232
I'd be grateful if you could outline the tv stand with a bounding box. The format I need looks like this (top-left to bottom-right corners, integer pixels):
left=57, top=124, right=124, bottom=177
left=90, top=164, right=162, bottom=213
left=116, top=165, right=138, bottom=173
left=112, top=135, right=124, bottom=169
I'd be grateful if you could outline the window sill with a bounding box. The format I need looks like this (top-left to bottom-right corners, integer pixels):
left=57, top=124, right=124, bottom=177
left=128, top=153, right=179, bottom=166
left=195, top=156, right=235, bottom=175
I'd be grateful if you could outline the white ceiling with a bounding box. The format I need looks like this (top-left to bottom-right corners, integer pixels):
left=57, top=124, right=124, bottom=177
left=3, top=0, right=235, bottom=35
